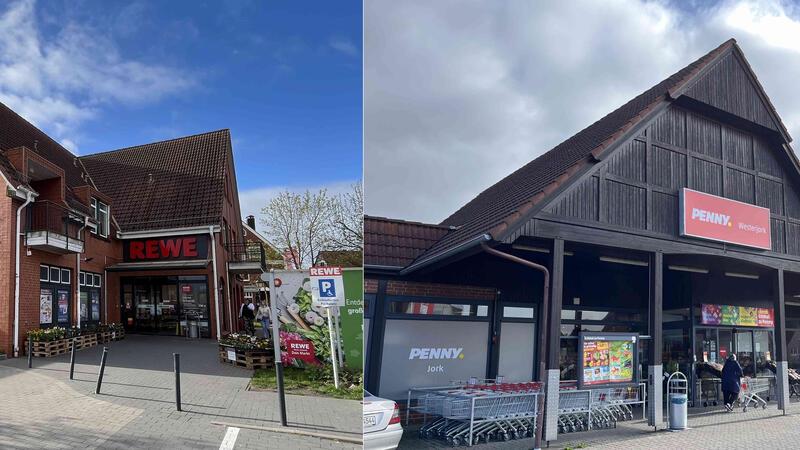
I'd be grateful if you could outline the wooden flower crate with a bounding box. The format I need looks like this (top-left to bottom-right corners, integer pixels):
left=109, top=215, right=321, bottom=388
left=111, top=329, right=125, bottom=341
left=73, top=333, right=98, bottom=350
left=28, top=339, right=69, bottom=357
left=218, top=345, right=274, bottom=370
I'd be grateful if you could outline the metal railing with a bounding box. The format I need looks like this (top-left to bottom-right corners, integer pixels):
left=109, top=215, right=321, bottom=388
left=225, top=242, right=266, bottom=269
left=26, top=201, right=84, bottom=242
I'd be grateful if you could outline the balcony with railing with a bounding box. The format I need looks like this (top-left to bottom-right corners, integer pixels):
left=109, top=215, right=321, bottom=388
left=25, top=201, right=84, bottom=254
left=226, top=242, right=266, bottom=273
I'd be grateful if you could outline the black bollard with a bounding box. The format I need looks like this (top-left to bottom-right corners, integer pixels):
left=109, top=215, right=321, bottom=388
left=174, top=353, right=182, bottom=411
left=69, top=339, right=76, bottom=380
left=27, top=338, right=32, bottom=369
left=95, top=347, right=108, bottom=394
left=276, top=361, right=287, bottom=426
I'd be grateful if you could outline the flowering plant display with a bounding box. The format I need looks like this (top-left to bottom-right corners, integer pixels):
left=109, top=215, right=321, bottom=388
left=26, top=327, right=66, bottom=342
left=219, top=333, right=272, bottom=350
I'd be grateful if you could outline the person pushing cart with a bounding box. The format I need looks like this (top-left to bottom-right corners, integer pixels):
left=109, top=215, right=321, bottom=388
left=721, top=354, right=743, bottom=412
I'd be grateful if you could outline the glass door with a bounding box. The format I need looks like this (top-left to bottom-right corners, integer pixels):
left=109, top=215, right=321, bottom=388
left=735, top=330, right=755, bottom=376
left=496, top=305, right=536, bottom=382
left=753, top=330, right=774, bottom=376
left=160, top=284, right=180, bottom=335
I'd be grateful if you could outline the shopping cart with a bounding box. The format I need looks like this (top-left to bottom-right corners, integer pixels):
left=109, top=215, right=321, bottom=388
left=557, top=389, right=591, bottom=433
left=740, top=377, right=770, bottom=412
left=408, top=381, right=542, bottom=446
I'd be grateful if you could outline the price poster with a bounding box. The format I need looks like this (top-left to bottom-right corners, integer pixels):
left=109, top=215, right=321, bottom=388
left=579, top=333, right=637, bottom=388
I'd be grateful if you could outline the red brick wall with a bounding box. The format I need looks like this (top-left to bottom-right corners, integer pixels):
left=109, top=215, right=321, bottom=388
left=0, top=194, right=14, bottom=355
left=385, top=280, right=495, bottom=300
left=365, top=278, right=378, bottom=294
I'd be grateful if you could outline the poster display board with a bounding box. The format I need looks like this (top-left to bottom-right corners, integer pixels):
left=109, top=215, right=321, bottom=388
left=40, top=289, right=53, bottom=325
left=340, top=268, right=364, bottom=370
left=579, top=332, right=637, bottom=388
left=701, top=304, right=774, bottom=327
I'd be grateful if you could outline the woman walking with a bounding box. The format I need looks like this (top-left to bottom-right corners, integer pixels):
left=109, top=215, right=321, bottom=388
left=256, top=300, right=272, bottom=340
left=721, top=353, right=743, bottom=412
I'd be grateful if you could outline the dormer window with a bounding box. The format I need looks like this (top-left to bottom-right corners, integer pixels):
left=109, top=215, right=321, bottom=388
left=91, top=197, right=109, bottom=238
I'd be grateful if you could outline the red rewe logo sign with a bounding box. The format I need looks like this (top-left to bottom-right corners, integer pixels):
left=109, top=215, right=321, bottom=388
left=680, top=188, right=771, bottom=250
left=124, top=235, right=209, bottom=261
left=285, top=338, right=317, bottom=363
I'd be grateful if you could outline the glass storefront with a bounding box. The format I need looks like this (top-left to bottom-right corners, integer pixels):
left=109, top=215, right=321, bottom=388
left=79, top=271, right=102, bottom=325
left=121, top=276, right=211, bottom=337
left=39, top=264, right=72, bottom=328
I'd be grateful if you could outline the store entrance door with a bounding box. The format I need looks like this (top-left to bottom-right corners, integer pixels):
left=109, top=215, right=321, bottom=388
left=496, top=304, right=537, bottom=382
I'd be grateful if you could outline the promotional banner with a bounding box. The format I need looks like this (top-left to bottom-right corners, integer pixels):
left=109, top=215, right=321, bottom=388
left=39, top=289, right=53, bottom=325
left=285, top=338, right=317, bottom=363
left=340, top=268, right=364, bottom=370
left=701, top=304, right=774, bottom=327
left=579, top=333, right=637, bottom=388
left=680, top=188, right=771, bottom=250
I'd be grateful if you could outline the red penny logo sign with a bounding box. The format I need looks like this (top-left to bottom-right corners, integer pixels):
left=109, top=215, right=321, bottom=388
left=680, top=188, right=771, bottom=250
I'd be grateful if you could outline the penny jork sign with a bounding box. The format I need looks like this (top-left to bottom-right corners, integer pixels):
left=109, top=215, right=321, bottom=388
left=123, top=235, right=209, bottom=261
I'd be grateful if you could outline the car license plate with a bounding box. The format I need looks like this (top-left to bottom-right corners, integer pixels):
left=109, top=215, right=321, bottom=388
left=363, top=414, right=378, bottom=427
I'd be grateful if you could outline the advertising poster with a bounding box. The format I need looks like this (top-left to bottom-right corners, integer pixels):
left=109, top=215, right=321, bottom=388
left=340, top=268, right=364, bottom=370
left=91, top=291, right=100, bottom=321
left=580, top=333, right=636, bottom=388
left=272, top=270, right=324, bottom=366
left=701, top=304, right=774, bottom=327
left=39, top=289, right=53, bottom=324
left=57, top=291, right=69, bottom=324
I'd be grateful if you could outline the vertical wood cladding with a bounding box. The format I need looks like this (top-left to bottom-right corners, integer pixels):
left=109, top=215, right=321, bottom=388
left=543, top=104, right=800, bottom=256
left=684, top=51, right=779, bottom=133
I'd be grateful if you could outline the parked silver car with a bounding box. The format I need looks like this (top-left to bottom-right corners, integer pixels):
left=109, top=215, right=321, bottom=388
left=363, top=390, right=403, bottom=450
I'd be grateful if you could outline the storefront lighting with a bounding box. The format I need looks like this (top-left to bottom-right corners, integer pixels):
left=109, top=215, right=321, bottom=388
left=667, top=265, right=709, bottom=274
left=598, top=256, right=648, bottom=267
left=511, top=244, right=549, bottom=253
left=724, top=272, right=759, bottom=280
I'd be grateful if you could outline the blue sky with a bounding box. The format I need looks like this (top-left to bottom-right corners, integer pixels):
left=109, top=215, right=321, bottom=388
left=0, top=0, right=362, bottom=219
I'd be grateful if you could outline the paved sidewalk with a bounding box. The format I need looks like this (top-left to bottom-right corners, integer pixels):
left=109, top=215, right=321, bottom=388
left=400, top=404, right=800, bottom=449
left=0, top=335, right=360, bottom=449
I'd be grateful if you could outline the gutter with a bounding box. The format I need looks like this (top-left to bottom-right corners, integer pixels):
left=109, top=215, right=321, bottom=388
left=13, top=187, right=36, bottom=356
left=480, top=242, right=549, bottom=450
left=209, top=226, right=222, bottom=339
left=76, top=216, right=89, bottom=328
left=399, top=234, right=492, bottom=275
left=117, top=225, right=221, bottom=240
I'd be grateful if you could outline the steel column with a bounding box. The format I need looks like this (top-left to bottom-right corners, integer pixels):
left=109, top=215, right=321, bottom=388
left=544, top=238, right=564, bottom=443
left=647, top=251, right=663, bottom=427
left=774, top=268, right=789, bottom=412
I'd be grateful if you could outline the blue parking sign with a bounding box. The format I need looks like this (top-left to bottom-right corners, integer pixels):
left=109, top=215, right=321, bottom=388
left=319, top=278, right=336, bottom=297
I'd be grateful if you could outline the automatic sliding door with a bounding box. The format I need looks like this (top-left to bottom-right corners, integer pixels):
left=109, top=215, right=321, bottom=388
left=735, top=330, right=755, bottom=376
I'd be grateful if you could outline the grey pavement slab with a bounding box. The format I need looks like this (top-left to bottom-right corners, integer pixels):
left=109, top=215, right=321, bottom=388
left=0, top=335, right=360, bottom=449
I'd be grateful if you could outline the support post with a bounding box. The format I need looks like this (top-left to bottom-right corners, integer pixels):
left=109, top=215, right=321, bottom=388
left=327, top=307, right=340, bottom=389
left=95, top=347, right=108, bottom=394
left=27, top=337, right=32, bottom=369
left=174, top=353, right=182, bottom=411
left=69, top=338, right=76, bottom=380
left=774, top=268, right=789, bottom=413
left=268, top=270, right=288, bottom=426
left=647, top=251, right=663, bottom=428
left=544, top=238, right=564, bottom=443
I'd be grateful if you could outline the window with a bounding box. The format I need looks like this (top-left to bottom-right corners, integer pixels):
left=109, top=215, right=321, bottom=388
left=79, top=272, right=85, bottom=286
left=94, top=274, right=101, bottom=287
left=92, top=198, right=109, bottom=238
left=40, top=265, right=49, bottom=282
left=60, top=269, right=71, bottom=285
left=49, top=267, right=60, bottom=284
left=388, top=299, right=489, bottom=318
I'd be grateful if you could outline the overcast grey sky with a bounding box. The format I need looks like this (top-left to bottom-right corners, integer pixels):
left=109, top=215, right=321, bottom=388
left=365, top=0, right=800, bottom=224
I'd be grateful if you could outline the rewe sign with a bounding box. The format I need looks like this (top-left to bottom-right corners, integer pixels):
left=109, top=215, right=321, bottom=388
left=124, top=235, right=209, bottom=261
left=310, top=266, right=345, bottom=307
left=285, top=338, right=317, bottom=363
left=680, top=188, right=771, bottom=250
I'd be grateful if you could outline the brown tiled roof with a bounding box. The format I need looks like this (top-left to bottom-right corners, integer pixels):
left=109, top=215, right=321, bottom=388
left=0, top=101, right=93, bottom=213
left=410, top=39, right=739, bottom=269
left=80, top=130, right=230, bottom=232
left=365, top=215, right=451, bottom=268
left=317, top=250, right=363, bottom=268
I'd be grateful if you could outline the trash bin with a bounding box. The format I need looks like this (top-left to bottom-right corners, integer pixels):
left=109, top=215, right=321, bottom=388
left=667, top=371, right=688, bottom=430
left=188, top=320, right=199, bottom=339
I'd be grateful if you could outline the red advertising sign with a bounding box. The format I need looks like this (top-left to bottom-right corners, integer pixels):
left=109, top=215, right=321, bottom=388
left=680, top=188, right=771, bottom=250
left=285, top=339, right=316, bottom=363
left=124, top=235, right=209, bottom=261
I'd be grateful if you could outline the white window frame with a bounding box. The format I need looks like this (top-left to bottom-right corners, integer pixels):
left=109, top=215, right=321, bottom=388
left=91, top=198, right=110, bottom=238
left=49, top=267, right=60, bottom=284
left=61, top=269, right=71, bottom=285
left=40, top=265, right=49, bottom=282
left=79, top=272, right=85, bottom=286
left=94, top=274, right=101, bottom=287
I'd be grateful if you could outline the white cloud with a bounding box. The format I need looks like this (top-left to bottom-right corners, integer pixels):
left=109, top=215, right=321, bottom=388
left=365, top=0, right=800, bottom=223
left=329, top=36, right=359, bottom=57
left=0, top=0, right=195, bottom=153
left=238, top=180, right=359, bottom=226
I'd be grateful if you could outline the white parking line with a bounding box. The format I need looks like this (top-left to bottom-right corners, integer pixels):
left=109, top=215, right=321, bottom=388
left=219, top=426, right=240, bottom=450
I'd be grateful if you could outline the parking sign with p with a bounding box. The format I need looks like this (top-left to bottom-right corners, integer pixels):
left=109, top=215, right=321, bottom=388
left=310, top=266, right=345, bottom=307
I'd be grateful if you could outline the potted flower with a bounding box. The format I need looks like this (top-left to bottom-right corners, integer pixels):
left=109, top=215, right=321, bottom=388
left=218, top=333, right=274, bottom=369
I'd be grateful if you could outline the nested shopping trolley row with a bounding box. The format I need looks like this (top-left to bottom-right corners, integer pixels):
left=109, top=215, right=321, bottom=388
left=406, top=381, right=543, bottom=447
left=557, top=383, right=646, bottom=433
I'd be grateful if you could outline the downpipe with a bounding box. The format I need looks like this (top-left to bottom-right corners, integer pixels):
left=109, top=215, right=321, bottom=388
left=481, top=242, right=549, bottom=450
left=76, top=218, right=88, bottom=328
left=13, top=189, right=34, bottom=357
left=209, top=226, right=222, bottom=339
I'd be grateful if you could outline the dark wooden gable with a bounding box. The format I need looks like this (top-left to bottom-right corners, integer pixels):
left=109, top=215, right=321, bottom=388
left=674, top=47, right=786, bottom=138
left=533, top=103, right=800, bottom=257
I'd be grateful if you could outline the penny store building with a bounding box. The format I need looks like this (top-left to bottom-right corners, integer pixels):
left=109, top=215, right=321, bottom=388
left=364, top=40, right=800, bottom=441
left=0, top=105, right=266, bottom=357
